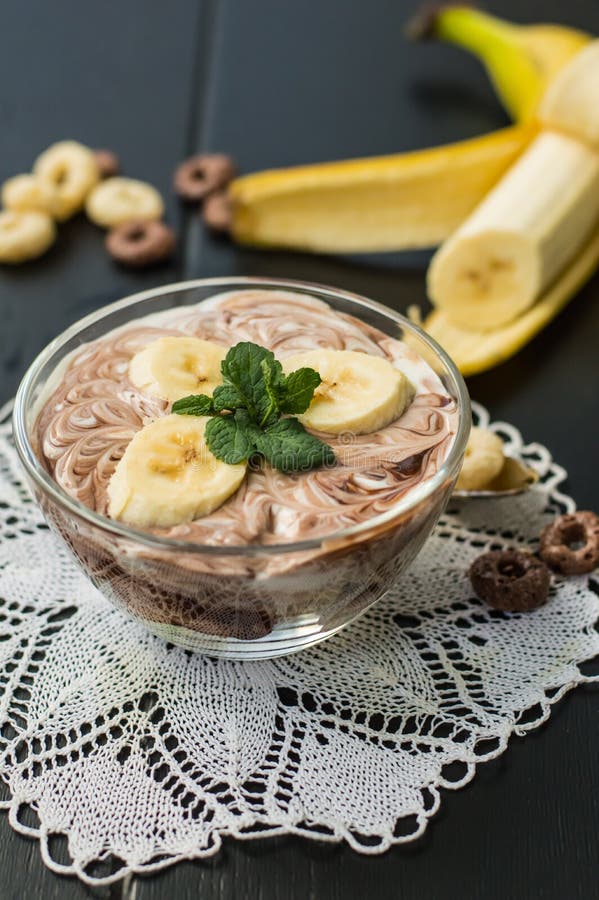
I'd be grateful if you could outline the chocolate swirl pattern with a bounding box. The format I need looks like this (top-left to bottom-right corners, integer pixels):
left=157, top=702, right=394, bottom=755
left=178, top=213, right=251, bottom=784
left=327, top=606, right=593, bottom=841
left=35, top=290, right=458, bottom=545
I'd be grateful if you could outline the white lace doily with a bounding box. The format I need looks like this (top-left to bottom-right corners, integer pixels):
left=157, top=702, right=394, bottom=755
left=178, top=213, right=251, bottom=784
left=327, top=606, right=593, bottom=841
left=0, top=399, right=597, bottom=886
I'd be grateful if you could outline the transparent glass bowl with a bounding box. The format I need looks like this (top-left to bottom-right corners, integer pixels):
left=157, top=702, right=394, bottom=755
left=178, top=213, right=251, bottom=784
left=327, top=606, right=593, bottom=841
left=13, top=277, right=470, bottom=659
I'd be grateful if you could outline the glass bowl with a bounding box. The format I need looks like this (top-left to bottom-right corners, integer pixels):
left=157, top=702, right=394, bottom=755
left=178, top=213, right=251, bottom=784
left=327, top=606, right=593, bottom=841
left=13, top=277, right=470, bottom=659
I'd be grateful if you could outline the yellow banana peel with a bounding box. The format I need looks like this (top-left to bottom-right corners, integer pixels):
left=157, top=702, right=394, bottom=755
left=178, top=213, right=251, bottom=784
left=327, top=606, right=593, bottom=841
left=410, top=6, right=590, bottom=122
left=229, top=9, right=588, bottom=255
left=231, top=124, right=534, bottom=253
left=225, top=8, right=595, bottom=376
left=424, top=229, right=599, bottom=377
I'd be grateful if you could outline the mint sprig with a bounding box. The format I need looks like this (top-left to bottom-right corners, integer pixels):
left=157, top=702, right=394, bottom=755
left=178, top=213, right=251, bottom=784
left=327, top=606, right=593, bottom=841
left=172, top=341, right=336, bottom=473
left=254, top=417, right=335, bottom=473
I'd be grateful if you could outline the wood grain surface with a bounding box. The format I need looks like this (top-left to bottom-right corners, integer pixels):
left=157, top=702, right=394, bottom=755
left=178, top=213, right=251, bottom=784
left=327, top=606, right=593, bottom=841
left=0, top=1, right=597, bottom=897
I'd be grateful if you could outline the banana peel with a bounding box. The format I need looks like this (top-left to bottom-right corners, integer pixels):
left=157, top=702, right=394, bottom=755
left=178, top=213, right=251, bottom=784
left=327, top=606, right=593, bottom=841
left=230, top=124, right=534, bottom=252
left=225, top=8, right=595, bottom=376
left=409, top=5, right=590, bottom=122
left=424, top=228, right=599, bottom=376
left=229, top=9, right=588, bottom=254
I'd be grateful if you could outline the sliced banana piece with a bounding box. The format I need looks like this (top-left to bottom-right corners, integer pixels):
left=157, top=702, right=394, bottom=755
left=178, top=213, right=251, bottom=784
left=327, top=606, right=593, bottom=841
left=85, top=177, right=163, bottom=227
left=129, top=336, right=226, bottom=403
left=33, top=140, right=100, bottom=221
left=455, top=426, right=505, bottom=491
left=0, top=210, right=56, bottom=263
left=2, top=173, right=58, bottom=215
left=283, top=349, right=415, bottom=435
left=107, top=414, right=246, bottom=528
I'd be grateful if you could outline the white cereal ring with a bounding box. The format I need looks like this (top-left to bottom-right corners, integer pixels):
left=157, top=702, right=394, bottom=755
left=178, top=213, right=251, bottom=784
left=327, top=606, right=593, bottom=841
left=0, top=210, right=56, bottom=264
left=2, top=174, right=57, bottom=215
left=33, top=140, right=100, bottom=221
left=456, top=426, right=505, bottom=491
left=85, top=177, right=164, bottom=228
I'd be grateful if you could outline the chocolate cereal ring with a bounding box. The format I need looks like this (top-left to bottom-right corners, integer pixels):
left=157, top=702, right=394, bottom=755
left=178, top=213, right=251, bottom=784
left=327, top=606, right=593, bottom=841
left=539, top=511, right=599, bottom=575
left=105, top=219, right=175, bottom=268
left=94, top=149, right=120, bottom=179
left=174, top=153, right=236, bottom=202
left=470, top=550, right=550, bottom=612
left=202, top=190, right=233, bottom=232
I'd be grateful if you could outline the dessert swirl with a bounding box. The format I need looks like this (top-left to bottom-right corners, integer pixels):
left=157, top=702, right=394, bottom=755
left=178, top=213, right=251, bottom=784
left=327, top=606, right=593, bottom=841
left=35, top=290, right=458, bottom=545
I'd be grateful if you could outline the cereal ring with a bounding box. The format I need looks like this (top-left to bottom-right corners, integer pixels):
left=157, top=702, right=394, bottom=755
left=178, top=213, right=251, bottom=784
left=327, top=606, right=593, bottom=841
left=105, top=219, right=176, bottom=268
left=1, top=174, right=57, bottom=215
left=203, top=190, right=233, bottom=232
left=94, top=149, right=120, bottom=179
left=456, top=426, right=505, bottom=491
left=86, top=177, right=164, bottom=228
left=33, top=140, right=99, bottom=221
left=174, top=154, right=236, bottom=202
left=0, top=210, right=56, bottom=264
left=470, top=550, right=550, bottom=611
left=539, top=511, right=599, bottom=575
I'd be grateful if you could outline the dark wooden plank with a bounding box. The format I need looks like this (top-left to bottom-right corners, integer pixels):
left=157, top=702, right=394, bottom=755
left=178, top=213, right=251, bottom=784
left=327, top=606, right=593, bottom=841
left=0, top=0, right=205, bottom=406
left=139, top=0, right=599, bottom=898
left=1, top=0, right=598, bottom=897
left=0, top=0, right=203, bottom=897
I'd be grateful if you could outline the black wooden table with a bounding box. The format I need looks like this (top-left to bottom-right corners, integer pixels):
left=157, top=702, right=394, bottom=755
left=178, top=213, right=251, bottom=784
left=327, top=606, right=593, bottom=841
left=1, top=1, right=598, bottom=897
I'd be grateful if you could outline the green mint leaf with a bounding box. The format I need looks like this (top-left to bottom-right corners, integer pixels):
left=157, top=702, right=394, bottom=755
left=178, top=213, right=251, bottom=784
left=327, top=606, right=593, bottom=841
left=259, top=357, right=286, bottom=426
left=221, top=342, right=283, bottom=425
left=173, top=343, right=333, bottom=475
left=255, top=417, right=336, bottom=473
left=171, top=394, right=215, bottom=416
left=205, top=410, right=260, bottom=465
left=279, top=367, right=321, bottom=415
left=212, top=383, right=245, bottom=413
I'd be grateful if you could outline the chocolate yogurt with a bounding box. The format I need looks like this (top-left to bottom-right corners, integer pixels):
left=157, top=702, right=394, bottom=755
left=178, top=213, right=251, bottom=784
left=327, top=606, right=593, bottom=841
left=32, top=289, right=461, bottom=653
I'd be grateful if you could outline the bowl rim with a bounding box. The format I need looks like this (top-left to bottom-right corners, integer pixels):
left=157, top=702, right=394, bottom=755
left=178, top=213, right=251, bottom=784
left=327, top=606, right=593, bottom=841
left=13, top=275, right=471, bottom=557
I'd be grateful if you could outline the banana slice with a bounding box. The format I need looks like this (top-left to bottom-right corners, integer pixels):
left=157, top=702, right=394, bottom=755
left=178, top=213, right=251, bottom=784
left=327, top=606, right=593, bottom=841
left=283, top=349, right=414, bottom=435
left=455, top=426, right=505, bottom=491
left=129, top=336, right=226, bottom=403
left=107, top=414, right=246, bottom=528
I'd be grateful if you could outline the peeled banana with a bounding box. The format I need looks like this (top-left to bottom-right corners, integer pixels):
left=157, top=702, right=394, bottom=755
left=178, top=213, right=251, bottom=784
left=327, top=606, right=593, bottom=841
left=425, top=36, right=599, bottom=370
left=427, top=130, right=599, bottom=330
left=226, top=10, right=588, bottom=255
left=129, top=336, right=225, bottom=403
left=107, top=414, right=246, bottom=528
left=424, top=227, right=599, bottom=377
left=539, top=40, right=599, bottom=148
left=282, top=350, right=414, bottom=435
left=409, top=5, right=590, bottom=122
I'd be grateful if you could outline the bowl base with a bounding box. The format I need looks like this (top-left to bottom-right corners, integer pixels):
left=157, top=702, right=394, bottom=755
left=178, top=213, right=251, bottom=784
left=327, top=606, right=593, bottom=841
left=137, top=597, right=388, bottom=659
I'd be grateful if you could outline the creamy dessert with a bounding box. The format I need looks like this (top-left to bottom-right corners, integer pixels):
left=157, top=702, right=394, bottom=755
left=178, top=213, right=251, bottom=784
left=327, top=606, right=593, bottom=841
left=22, top=286, right=464, bottom=653
left=35, top=289, right=458, bottom=546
